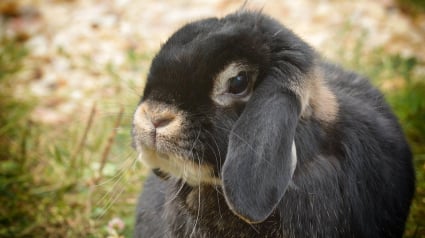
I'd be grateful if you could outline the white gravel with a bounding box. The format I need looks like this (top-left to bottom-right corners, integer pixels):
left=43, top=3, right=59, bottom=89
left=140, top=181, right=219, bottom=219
left=2, top=0, right=424, bottom=124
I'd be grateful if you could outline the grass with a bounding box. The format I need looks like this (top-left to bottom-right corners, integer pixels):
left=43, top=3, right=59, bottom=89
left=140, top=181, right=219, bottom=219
left=1, top=23, right=424, bottom=238
left=0, top=38, right=150, bottom=237
left=396, top=0, right=425, bottom=15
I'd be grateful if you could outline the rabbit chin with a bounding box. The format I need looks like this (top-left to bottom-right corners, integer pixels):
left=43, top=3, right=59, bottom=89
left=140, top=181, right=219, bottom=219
left=137, top=147, right=222, bottom=186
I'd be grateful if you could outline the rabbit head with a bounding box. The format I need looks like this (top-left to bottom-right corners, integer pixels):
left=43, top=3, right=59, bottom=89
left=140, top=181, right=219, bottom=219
left=132, top=11, right=337, bottom=224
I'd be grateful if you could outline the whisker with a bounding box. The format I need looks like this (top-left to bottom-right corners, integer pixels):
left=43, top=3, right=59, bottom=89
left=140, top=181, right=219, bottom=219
left=189, top=128, right=202, bottom=155
left=95, top=183, right=126, bottom=220
left=93, top=151, right=136, bottom=210
left=212, top=184, right=224, bottom=220
left=190, top=152, right=203, bottom=237
left=95, top=168, right=127, bottom=210
left=164, top=179, right=185, bottom=206
left=95, top=151, right=137, bottom=187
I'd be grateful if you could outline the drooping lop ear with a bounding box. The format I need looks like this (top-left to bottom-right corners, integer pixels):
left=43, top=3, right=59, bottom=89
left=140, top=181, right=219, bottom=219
left=221, top=78, right=300, bottom=223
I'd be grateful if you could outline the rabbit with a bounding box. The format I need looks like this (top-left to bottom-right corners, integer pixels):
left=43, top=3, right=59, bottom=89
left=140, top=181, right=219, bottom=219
left=131, top=11, right=415, bottom=238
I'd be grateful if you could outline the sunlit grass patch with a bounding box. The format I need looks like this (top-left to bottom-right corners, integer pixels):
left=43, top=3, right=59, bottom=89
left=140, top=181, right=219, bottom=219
left=0, top=38, right=151, bottom=237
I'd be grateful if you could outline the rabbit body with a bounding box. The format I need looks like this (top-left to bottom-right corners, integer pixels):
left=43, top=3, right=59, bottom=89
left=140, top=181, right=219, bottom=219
left=132, top=11, right=415, bottom=238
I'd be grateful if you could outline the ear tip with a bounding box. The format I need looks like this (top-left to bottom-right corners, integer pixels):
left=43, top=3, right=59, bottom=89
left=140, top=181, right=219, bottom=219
left=222, top=181, right=272, bottom=224
left=224, top=197, right=269, bottom=224
left=230, top=208, right=267, bottom=224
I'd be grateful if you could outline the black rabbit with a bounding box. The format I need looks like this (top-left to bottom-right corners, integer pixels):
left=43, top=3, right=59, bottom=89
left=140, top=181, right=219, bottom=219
left=132, top=11, right=415, bottom=238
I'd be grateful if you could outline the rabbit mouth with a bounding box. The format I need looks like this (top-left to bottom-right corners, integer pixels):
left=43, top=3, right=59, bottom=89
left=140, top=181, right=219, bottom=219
left=137, top=146, right=221, bottom=186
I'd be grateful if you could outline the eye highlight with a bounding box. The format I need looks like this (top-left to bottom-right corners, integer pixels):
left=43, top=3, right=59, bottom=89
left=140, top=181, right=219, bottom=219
left=227, top=72, right=250, bottom=95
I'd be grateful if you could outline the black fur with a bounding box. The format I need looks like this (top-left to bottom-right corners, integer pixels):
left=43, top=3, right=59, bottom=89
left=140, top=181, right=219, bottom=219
left=133, top=11, right=415, bottom=237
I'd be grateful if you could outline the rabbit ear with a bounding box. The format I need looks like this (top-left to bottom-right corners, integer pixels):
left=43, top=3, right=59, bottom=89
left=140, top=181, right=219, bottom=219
left=222, top=78, right=300, bottom=223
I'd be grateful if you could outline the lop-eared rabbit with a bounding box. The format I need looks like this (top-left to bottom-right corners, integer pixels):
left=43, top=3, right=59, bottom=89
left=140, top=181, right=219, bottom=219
left=132, top=11, right=415, bottom=238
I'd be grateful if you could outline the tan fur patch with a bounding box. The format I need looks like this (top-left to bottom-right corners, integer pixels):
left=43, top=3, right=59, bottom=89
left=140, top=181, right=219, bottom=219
left=300, top=68, right=338, bottom=122
left=138, top=148, right=221, bottom=186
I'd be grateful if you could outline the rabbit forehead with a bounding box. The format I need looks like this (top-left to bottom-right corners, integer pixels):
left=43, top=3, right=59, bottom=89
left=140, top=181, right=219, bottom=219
left=145, top=48, right=264, bottom=111
left=143, top=14, right=271, bottom=108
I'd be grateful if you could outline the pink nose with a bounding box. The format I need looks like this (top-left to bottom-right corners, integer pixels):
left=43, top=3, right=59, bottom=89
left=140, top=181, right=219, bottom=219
left=151, top=117, right=173, bottom=128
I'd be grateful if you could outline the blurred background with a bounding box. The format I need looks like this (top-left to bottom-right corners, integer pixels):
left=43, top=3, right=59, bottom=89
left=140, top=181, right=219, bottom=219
left=0, top=0, right=424, bottom=237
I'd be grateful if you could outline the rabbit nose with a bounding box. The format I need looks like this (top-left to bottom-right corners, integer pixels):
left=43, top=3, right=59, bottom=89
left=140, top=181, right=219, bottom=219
left=151, top=117, right=173, bottom=128
left=134, top=102, right=178, bottom=131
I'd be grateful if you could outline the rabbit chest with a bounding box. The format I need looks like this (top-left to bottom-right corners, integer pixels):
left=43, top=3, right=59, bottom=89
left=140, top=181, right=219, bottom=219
left=163, top=181, right=283, bottom=238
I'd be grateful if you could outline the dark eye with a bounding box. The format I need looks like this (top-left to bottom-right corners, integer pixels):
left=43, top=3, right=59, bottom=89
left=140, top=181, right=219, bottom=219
left=227, top=72, right=250, bottom=95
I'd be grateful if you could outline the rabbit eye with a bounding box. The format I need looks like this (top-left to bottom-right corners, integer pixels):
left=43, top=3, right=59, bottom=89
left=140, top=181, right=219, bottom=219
left=212, top=63, right=258, bottom=106
left=228, top=72, right=250, bottom=95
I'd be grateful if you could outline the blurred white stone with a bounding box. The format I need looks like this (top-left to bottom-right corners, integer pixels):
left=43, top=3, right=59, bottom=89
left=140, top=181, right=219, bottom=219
left=26, top=35, right=49, bottom=56
left=7, top=0, right=423, bottom=127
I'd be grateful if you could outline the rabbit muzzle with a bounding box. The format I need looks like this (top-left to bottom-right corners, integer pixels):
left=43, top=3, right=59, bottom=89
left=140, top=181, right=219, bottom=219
left=132, top=100, right=221, bottom=186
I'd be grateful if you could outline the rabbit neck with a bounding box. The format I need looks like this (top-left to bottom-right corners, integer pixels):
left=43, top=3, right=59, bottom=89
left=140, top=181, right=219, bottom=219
left=163, top=181, right=283, bottom=237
